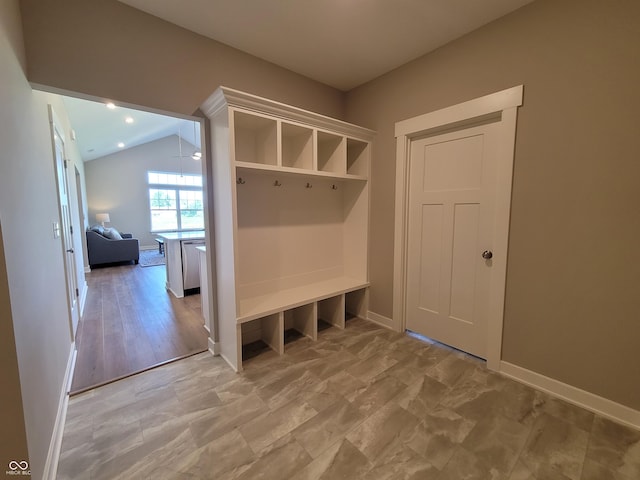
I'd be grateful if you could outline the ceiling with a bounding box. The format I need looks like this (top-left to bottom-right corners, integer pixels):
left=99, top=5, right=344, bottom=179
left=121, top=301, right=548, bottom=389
left=62, top=96, right=200, bottom=162
left=118, top=0, right=534, bottom=91
left=66, top=1, right=534, bottom=161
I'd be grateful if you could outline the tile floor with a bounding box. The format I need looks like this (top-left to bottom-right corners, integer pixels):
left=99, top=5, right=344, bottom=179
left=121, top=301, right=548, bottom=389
left=57, top=318, right=640, bottom=479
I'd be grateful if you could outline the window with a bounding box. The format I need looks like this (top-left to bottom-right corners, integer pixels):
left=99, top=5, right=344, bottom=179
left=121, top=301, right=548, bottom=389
left=148, top=171, right=204, bottom=231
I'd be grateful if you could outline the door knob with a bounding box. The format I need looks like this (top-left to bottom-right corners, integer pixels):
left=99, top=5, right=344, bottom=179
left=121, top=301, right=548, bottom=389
left=482, top=250, right=493, bottom=260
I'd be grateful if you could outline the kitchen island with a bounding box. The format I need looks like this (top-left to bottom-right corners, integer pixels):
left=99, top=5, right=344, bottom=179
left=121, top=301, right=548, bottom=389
left=158, top=231, right=205, bottom=298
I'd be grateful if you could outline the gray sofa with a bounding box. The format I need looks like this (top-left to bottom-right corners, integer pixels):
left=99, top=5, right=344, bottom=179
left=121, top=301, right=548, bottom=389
left=86, top=225, right=139, bottom=268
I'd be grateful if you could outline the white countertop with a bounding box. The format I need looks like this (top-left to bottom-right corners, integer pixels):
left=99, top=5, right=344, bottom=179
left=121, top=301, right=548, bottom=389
left=157, top=231, right=205, bottom=241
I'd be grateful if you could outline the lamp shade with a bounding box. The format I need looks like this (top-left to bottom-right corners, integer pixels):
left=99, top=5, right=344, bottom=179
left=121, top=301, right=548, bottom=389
left=96, top=213, right=110, bottom=225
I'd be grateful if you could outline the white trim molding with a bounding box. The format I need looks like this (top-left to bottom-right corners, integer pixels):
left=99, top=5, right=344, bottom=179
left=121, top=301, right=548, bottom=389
left=367, top=311, right=394, bottom=329
left=393, top=85, right=523, bottom=371
left=202, top=86, right=375, bottom=139
left=208, top=337, right=220, bottom=356
left=501, top=361, right=640, bottom=431
left=43, top=344, right=77, bottom=480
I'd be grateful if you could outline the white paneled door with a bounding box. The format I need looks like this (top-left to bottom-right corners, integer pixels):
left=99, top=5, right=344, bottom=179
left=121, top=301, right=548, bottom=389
left=52, top=116, right=79, bottom=339
left=406, top=122, right=499, bottom=359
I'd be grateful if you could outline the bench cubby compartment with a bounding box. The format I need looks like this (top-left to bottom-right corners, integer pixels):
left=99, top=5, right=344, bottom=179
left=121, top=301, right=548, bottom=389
left=241, top=312, right=283, bottom=362
left=345, top=288, right=368, bottom=322
left=317, top=295, right=345, bottom=330
left=284, top=303, right=317, bottom=346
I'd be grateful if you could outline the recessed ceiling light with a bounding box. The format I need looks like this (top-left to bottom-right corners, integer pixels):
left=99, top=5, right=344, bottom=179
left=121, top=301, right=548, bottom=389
left=125, top=116, right=134, bottom=124
left=106, top=102, right=116, bottom=109
left=117, top=142, right=125, bottom=148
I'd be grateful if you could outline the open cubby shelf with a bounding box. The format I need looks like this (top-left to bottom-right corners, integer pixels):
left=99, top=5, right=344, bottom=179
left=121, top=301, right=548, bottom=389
left=233, top=109, right=370, bottom=179
left=317, top=130, right=346, bottom=175
left=239, top=286, right=369, bottom=363
left=233, top=111, right=277, bottom=166
left=282, top=122, right=314, bottom=170
left=347, top=138, right=370, bottom=177
left=203, top=87, right=374, bottom=372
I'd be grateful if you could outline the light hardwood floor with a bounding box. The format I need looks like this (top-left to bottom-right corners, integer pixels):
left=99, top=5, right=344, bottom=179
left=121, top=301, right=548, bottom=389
left=70, top=261, right=208, bottom=394
left=59, top=317, right=639, bottom=479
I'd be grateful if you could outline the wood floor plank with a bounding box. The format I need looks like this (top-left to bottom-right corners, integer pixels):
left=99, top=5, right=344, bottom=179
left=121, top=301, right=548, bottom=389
left=70, top=263, right=208, bottom=394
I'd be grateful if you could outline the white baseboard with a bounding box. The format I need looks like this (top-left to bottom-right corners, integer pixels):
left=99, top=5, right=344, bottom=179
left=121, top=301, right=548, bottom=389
left=84, top=266, right=91, bottom=274
left=367, top=310, right=395, bottom=330
left=42, top=344, right=77, bottom=480
left=208, top=337, right=220, bottom=356
left=139, top=245, right=158, bottom=251
left=500, top=361, right=640, bottom=431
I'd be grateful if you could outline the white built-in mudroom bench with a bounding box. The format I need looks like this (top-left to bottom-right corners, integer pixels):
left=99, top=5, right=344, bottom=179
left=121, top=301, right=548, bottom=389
left=202, top=87, right=374, bottom=371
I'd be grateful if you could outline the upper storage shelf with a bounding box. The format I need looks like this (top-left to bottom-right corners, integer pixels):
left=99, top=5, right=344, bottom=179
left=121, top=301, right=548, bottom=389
left=233, top=111, right=277, bottom=166
left=317, top=131, right=346, bottom=175
left=281, top=122, right=313, bottom=170
left=233, top=112, right=371, bottom=180
left=205, top=87, right=374, bottom=180
left=347, top=138, right=370, bottom=177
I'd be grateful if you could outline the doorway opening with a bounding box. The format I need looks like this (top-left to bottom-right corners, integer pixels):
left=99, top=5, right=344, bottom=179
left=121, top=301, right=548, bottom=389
left=41, top=89, right=212, bottom=394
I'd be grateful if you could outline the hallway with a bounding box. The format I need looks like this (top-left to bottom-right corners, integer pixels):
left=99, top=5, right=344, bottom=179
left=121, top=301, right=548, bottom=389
left=58, top=318, right=639, bottom=479
left=70, top=261, right=208, bottom=393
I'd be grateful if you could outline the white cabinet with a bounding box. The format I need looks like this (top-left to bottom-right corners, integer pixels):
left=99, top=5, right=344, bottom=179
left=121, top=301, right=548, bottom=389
left=159, top=232, right=205, bottom=298
left=202, top=87, right=374, bottom=371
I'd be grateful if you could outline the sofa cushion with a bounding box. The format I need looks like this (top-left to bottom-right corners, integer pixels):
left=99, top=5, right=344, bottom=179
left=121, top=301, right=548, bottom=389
left=90, top=225, right=105, bottom=236
left=103, top=227, right=123, bottom=240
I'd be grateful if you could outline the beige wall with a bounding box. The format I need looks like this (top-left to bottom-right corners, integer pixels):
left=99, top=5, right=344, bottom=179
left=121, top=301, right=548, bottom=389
left=1, top=1, right=79, bottom=477
left=85, top=135, right=203, bottom=248
left=0, top=222, right=29, bottom=479
left=345, top=0, right=640, bottom=410
left=19, top=0, right=344, bottom=119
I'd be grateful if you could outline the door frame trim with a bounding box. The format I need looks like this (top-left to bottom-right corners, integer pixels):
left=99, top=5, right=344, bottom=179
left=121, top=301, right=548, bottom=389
left=48, top=106, right=78, bottom=341
left=393, top=85, right=523, bottom=370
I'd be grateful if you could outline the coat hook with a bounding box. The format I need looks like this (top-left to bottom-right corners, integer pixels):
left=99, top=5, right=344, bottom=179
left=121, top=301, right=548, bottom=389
left=331, top=184, right=338, bottom=190
left=273, top=180, right=282, bottom=187
left=237, top=177, right=245, bottom=185
left=306, top=182, right=313, bottom=189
